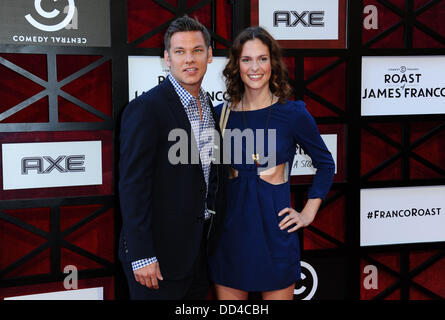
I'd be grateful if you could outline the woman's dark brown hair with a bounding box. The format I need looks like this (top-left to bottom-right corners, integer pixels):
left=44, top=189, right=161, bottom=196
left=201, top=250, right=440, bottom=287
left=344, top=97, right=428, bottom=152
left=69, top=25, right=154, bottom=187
left=223, top=26, right=293, bottom=106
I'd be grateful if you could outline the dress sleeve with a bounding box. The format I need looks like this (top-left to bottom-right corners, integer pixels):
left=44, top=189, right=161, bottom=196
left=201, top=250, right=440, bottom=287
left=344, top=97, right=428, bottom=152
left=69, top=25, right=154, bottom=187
left=291, top=100, right=335, bottom=200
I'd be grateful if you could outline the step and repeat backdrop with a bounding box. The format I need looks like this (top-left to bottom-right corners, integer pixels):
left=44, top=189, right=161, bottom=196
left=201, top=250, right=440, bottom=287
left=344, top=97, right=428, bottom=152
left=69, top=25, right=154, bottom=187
left=0, top=0, right=444, bottom=300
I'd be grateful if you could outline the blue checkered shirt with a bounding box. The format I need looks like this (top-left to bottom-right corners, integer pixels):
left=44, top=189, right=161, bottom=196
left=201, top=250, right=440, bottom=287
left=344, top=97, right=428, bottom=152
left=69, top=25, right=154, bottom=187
left=131, top=74, right=215, bottom=271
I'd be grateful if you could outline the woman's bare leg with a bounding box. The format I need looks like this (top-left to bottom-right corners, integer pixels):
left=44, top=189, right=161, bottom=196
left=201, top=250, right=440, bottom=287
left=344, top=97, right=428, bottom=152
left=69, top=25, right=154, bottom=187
left=261, top=283, right=295, bottom=300
left=215, top=284, right=249, bottom=300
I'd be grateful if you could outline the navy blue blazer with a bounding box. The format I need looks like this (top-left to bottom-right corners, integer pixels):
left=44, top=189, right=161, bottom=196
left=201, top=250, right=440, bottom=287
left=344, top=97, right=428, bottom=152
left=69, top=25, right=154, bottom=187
left=118, top=79, right=227, bottom=280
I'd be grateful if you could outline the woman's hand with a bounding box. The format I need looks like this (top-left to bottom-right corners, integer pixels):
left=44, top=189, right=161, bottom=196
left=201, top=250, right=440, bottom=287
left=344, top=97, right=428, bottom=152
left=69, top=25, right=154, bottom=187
left=277, top=198, right=322, bottom=233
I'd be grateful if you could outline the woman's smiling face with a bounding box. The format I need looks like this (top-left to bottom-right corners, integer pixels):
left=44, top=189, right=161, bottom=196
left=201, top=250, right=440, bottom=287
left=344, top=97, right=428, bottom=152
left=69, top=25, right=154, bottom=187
left=239, top=38, right=272, bottom=93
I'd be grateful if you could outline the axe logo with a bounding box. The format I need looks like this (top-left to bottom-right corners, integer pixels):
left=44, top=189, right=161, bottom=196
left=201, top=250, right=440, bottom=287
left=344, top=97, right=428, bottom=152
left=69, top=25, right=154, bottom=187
left=273, top=11, right=325, bottom=27
left=21, top=155, right=86, bottom=175
left=2, top=141, right=102, bottom=190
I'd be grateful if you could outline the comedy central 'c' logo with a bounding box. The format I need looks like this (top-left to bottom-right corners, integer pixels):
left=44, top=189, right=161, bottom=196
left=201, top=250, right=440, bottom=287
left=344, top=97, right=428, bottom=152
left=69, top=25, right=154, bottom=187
left=25, top=0, right=76, bottom=32
left=294, top=261, right=318, bottom=300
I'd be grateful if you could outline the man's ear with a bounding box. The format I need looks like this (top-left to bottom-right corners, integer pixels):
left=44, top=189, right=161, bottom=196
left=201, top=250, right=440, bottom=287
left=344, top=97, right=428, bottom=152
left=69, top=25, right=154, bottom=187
left=207, top=46, right=213, bottom=64
left=164, top=50, right=171, bottom=67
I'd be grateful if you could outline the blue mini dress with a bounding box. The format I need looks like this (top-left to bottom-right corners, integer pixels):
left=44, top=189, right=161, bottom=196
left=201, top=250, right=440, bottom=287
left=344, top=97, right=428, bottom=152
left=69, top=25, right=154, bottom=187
left=208, top=100, right=335, bottom=292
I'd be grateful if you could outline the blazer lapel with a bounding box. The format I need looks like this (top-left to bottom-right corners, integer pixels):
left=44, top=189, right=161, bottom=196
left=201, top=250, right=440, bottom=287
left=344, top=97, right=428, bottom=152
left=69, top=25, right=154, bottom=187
left=162, top=80, right=192, bottom=136
left=161, top=79, right=205, bottom=181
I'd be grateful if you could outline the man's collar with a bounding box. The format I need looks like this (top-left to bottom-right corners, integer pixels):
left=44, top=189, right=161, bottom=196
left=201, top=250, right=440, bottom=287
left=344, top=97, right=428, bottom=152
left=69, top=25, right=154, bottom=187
left=168, top=74, right=207, bottom=107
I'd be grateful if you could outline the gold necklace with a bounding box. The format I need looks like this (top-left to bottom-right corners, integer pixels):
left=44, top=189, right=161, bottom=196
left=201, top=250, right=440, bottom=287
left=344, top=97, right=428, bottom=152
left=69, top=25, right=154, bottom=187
left=241, top=92, right=274, bottom=167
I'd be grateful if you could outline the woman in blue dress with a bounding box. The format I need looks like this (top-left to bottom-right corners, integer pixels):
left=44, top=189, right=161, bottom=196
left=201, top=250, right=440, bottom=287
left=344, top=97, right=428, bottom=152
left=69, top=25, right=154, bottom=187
left=208, top=27, right=335, bottom=299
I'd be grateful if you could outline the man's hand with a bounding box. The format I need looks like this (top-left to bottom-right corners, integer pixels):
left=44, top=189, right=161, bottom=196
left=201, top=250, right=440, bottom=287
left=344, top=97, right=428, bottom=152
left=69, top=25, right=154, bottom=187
left=133, top=262, right=164, bottom=289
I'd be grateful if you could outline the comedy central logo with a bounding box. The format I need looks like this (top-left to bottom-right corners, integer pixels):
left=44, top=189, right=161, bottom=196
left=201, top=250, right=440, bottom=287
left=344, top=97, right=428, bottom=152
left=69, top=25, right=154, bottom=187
left=294, top=261, right=318, bottom=300
left=25, top=0, right=76, bottom=32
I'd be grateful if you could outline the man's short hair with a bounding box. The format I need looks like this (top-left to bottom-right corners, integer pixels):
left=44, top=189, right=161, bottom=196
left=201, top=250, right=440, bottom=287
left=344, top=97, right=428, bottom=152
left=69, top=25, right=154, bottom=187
left=164, top=15, right=211, bottom=52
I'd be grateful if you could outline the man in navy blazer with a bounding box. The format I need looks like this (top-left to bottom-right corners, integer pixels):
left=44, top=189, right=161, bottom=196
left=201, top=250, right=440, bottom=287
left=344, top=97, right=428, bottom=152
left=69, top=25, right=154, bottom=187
left=118, top=16, right=227, bottom=300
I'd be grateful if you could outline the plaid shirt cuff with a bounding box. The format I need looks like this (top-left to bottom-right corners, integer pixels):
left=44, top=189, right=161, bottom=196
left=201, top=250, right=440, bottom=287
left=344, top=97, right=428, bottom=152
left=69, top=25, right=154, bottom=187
left=204, top=207, right=216, bottom=220
left=204, top=208, right=210, bottom=220
left=131, top=257, right=157, bottom=271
